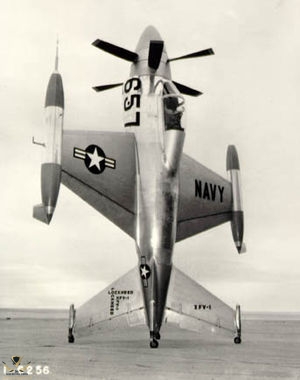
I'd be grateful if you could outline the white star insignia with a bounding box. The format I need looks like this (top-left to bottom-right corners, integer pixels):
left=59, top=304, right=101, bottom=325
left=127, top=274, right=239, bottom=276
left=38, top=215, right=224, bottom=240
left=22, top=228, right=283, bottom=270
left=87, top=147, right=105, bottom=170
left=141, top=265, right=149, bottom=279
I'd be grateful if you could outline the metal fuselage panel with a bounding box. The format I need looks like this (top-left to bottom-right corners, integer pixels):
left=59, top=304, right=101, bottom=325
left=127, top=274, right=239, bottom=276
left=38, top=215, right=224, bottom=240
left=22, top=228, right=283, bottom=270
left=124, top=75, right=182, bottom=331
left=133, top=77, right=178, bottom=264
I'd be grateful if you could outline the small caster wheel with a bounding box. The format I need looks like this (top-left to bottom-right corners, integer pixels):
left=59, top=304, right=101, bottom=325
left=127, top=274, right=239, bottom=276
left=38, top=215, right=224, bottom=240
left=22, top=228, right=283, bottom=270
left=234, top=336, right=241, bottom=344
left=150, top=339, right=159, bottom=348
left=155, top=332, right=161, bottom=340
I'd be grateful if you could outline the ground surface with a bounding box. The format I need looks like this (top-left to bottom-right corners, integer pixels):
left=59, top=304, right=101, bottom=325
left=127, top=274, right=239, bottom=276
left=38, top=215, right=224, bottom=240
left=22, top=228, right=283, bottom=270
left=0, top=312, right=300, bottom=379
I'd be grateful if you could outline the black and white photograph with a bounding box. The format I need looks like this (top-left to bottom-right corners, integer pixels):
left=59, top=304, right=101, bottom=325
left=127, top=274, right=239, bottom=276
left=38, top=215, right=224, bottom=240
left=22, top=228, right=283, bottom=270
left=1, top=0, right=300, bottom=378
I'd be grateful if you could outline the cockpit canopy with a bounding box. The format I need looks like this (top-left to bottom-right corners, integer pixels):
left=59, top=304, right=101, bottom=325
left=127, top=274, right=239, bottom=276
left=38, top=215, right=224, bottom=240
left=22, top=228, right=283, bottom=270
left=163, top=81, right=185, bottom=131
left=122, top=76, right=185, bottom=131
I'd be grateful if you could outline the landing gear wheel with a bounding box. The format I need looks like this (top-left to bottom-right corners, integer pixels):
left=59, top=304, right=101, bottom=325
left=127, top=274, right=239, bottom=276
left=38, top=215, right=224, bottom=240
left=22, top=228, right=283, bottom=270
left=155, top=332, right=161, bottom=340
left=234, top=336, right=241, bottom=344
left=150, top=339, right=159, bottom=348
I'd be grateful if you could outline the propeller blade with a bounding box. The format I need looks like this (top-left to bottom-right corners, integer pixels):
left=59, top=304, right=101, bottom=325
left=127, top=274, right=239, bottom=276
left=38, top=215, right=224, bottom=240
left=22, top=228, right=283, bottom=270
left=92, top=39, right=138, bottom=62
left=92, top=83, right=123, bottom=92
left=168, top=48, right=214, bottom=62
left=173, top=81, right=202, bottom=97
left=148, top=40, right=164, bottom=70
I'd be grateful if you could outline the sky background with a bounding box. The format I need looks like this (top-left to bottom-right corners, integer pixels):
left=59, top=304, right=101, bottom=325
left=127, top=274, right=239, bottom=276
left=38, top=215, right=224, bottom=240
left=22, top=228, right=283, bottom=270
left=1, top=0, right=299, bottom=311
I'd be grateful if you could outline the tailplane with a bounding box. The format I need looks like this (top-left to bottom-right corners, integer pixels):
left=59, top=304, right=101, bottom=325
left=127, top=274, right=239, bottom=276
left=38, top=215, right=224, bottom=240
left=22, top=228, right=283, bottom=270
left=165, top=266, right=241, bottom=342
left=70, top=267, right=145, bottom=340
left=68, top=266, right=241, bottom=344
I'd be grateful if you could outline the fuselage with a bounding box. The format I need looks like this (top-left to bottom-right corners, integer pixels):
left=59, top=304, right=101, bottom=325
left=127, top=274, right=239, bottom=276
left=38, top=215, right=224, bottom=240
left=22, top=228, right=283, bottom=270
left=123, top=27, right=185, bottom=333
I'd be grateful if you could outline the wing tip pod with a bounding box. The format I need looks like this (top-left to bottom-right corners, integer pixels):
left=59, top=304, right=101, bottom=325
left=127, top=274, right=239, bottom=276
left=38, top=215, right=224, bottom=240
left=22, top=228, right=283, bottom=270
left=226, top=145, right=245, bottom=254
left=33, top=204, right=52, bottom=225
left=238, top=242, right=247, bottom=254
left=226, top=145, right=240, bottom=170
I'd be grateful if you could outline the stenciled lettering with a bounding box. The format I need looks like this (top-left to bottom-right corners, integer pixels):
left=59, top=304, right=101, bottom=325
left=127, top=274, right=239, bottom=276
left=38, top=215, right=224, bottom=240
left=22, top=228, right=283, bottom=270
left=195, top=179, right=201, bottom=197
left=124, top=77, right=141, bottom=127
left=194, top=179, right=224, bottom=203
left=108, top=287, right=134, bottom=315
left=124, top=77, right=141, bottom=93
left=218, top=185, right=224, bottom=203
left=194, top=304, right=212, bottom=310
left=210, top=183, right=216, bottom=201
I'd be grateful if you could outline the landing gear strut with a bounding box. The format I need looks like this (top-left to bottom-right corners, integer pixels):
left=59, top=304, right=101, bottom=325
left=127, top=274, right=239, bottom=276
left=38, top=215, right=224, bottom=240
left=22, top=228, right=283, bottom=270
left=68, top=304, right=76, bottom=344
left=68, top=328, right=75, bottom=343
left=234, top=304, right=242, bottom=344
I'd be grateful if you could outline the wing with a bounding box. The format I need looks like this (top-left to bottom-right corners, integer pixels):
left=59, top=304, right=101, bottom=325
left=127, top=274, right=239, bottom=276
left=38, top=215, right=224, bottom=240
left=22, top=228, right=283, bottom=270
left=62, top=130, right=136, bottom=237
left=165, top=266, right=235, bottom=336
left=74, top=267, right=145, bottom=337
left=176, top=153, right=232, bottom=242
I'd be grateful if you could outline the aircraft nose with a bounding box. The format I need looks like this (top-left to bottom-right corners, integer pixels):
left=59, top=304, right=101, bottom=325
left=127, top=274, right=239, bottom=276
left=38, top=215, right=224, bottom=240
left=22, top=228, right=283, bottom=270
left=136, top=25, right=163, bottom=52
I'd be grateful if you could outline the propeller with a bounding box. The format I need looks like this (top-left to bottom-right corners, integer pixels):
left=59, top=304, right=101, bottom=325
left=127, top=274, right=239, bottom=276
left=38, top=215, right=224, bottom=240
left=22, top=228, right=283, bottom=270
left=91, top=38, right=213, bottom=96
left=169, top=48, right=214, bottom=96
left=92, top=81, right=202, bottom=97
left=168, top=48, right=214, bottom=62
left=92, top=39, right=138, bottom=62
left=148, top=40, right=164, bottom=70
left=92, top=83, right=123, bottom=92
left=172, top=81, right=202, bottom=97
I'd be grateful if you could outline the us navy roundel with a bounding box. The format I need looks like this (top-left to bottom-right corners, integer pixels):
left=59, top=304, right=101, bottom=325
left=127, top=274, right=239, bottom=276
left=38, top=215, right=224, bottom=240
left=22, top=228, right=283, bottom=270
left=73, top=144, right=116, bottom=174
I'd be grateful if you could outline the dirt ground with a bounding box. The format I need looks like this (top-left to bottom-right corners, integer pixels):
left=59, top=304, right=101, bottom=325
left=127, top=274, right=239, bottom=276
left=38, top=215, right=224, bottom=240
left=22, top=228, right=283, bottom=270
left=0, top=316, right=300, bottom=379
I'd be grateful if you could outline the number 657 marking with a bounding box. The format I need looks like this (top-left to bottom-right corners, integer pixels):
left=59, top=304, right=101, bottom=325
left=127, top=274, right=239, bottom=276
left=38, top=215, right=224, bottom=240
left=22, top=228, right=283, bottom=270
left=123, top=78, right=141, bottom=127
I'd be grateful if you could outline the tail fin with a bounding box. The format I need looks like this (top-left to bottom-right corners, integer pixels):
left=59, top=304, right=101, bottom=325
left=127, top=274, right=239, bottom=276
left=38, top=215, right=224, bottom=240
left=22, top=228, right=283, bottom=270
left=74, top=267, right=145, bottom=338
left=165, top=266, right=238, bottom=337
left=71, top=266, right=240, bottom=341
